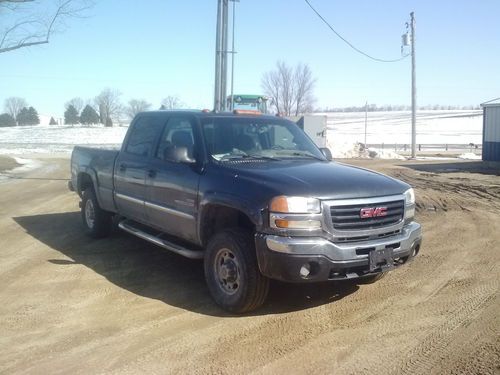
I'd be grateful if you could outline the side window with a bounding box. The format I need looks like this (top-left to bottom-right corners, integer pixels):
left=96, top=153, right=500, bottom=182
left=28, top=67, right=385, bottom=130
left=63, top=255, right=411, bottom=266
left=156, top=116, right=195, bottom=160
left=125, top=116, right=164, bottom=157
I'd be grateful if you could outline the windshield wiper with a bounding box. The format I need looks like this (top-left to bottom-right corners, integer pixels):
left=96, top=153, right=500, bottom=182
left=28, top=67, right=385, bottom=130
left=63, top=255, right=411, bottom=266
left=220, top=153, right=281, bottom=161
left=276, top=150, right=325, bottom=161
left=247, top=154, right=282, bottom=161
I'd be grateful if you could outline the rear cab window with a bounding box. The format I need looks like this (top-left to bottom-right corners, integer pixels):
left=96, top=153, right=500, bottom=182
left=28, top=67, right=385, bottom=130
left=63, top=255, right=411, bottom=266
left=125, top=116, right=165, bottom=157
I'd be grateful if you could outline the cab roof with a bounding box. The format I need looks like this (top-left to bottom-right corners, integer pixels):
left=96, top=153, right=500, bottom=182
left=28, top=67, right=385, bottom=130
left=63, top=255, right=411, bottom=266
left=140, top=109, right=279, bottom=120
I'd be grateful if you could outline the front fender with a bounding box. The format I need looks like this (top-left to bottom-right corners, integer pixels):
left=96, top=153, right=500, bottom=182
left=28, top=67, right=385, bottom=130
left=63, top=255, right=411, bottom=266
left=198, top=192, right=265, bottom=240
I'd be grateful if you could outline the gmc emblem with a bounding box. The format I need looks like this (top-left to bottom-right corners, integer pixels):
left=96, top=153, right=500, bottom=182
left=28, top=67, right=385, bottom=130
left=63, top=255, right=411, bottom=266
left=360, top=207, right=388, bottom=219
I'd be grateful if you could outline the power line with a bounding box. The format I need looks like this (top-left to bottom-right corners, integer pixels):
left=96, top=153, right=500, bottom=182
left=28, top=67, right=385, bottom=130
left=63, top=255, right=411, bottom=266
left=304, top=0, right=409, bottom=63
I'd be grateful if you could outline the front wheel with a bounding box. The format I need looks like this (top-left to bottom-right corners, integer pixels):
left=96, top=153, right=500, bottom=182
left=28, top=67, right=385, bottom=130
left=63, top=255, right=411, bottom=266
left=81, top=188, right=112, bottom=238
left=204, top=229, right=269, bottom=313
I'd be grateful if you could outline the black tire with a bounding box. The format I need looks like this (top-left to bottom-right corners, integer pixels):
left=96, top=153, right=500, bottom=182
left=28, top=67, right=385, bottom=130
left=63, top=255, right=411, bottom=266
left=81, top=188, right=112, bottom=238
left=204, top=229, right=270, bottom=313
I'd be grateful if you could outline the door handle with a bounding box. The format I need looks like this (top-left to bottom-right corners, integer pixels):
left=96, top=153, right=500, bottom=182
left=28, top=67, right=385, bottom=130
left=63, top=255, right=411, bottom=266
left=148, top=169, right=157, bottom=178
left=119, top=163, right=127, bottom=172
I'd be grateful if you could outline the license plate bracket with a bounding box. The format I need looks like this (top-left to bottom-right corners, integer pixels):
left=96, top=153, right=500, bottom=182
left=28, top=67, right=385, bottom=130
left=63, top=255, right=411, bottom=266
left=369, top=248, right=394, bottom=272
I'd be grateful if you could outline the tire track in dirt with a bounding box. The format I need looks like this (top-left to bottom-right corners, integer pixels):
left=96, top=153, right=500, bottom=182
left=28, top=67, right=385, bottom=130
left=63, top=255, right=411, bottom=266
left=428, top=294, right=500, bottom=375
left=392, top=169, right=500, bottom=212
left=386, top=281, right=499, bottom=375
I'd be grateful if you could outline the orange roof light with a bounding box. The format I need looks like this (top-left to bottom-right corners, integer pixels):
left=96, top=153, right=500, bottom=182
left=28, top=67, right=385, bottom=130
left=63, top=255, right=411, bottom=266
left=233, top=109, right=261, bottom=115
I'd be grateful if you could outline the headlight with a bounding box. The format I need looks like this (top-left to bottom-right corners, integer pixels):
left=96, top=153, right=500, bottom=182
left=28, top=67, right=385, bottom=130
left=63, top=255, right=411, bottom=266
left=404, top=188, right=415, bottom=221
left=269, top=196, right=322, bottom=230
left=269, top=196, right=321, bottom=214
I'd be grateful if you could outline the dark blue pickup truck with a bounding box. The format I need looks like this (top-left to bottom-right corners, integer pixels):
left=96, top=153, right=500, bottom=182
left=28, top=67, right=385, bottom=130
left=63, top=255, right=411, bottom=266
left=70, top=110, right=422, bottom=313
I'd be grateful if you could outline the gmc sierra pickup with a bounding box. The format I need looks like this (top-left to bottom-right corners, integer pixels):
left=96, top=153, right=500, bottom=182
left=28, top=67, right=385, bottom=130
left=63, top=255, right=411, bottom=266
left=70, top=110, right=422, bottom=313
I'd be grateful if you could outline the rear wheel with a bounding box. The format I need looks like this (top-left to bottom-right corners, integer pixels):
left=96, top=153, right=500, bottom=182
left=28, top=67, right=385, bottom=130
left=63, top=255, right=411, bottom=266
left=204, top=229, right=269, bottom=313
left=81, top=188, right=112, bottom=238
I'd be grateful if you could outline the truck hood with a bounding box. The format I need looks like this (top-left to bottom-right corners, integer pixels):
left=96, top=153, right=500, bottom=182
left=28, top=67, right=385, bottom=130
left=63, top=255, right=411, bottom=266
left=222, top=160, right=409, bottom=200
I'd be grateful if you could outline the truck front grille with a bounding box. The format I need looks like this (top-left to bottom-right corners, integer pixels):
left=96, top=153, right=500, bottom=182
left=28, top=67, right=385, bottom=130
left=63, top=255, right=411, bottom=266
left=330, top=200, right=404, bottom=231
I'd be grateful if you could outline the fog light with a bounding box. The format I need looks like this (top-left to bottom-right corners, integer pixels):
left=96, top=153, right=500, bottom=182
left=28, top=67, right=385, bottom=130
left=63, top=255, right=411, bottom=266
left=299, top=263, right=311, bottom=278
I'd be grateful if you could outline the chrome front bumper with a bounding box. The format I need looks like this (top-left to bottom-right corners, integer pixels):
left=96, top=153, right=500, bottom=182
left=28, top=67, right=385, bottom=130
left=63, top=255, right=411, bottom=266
left=255, top=222, right=422, bottom=282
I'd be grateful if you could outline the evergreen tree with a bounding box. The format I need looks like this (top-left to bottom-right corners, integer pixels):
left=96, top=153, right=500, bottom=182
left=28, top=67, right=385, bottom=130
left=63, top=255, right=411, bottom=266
left=49, top=117, right=58, bottom=125
left=0, top=113, right=16, bottom=127
left=27, top=106, right=40, bottom=125
left=16, top=107, right=30, bottom=125
left=64, top=104, right=79, bottom=125
left=80, top=105, right=100, bottom=125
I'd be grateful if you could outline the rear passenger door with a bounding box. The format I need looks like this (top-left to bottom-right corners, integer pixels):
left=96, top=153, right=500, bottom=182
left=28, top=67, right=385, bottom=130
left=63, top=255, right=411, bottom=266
left=114, top=115, right=164, bottom=223
left=145, top=115, right=201, bottom=242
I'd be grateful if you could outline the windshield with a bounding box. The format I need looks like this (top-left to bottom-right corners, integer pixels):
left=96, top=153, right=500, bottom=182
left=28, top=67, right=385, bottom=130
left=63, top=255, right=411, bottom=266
left=202, top=117, right=325, bottom=161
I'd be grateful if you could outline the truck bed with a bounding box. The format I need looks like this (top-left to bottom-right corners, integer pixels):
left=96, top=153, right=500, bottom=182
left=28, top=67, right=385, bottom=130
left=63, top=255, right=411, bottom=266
left=71, top=146, right=120, bottom=213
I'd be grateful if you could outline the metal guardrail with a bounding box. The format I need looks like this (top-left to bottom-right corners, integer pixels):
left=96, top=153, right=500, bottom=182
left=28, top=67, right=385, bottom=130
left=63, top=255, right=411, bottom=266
left=367, top=143, right=482, bottom=152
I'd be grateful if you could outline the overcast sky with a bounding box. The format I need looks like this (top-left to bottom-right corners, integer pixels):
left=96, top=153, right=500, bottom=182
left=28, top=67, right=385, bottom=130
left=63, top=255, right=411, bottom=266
left=1, top=0, right=499, bottom=118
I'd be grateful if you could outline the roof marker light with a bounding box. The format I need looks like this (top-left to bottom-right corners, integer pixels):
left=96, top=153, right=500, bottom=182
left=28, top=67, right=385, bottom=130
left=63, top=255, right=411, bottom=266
left=233, top=109, right=261, bottom=115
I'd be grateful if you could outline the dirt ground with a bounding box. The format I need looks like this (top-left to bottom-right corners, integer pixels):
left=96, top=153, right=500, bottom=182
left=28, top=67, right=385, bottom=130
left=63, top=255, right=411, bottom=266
left=0, top=155, right=20, bottom=173
left=0, top=156, right=498, bottom=374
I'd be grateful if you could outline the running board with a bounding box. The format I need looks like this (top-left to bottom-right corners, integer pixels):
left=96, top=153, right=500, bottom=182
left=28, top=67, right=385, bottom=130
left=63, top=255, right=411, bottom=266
left=118, top=220, right=204, bottom=260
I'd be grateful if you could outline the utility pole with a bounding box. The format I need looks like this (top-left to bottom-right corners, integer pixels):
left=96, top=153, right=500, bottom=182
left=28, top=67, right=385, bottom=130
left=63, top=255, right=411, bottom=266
left=214, top=0, right=237, bottom=112
left=229, top=0, right=236, bottom=111
left=221, top=0, right=229, bottom=111
left=410, top=11, right=416, bottom=158
left=214, top=0, right=223, bottom=112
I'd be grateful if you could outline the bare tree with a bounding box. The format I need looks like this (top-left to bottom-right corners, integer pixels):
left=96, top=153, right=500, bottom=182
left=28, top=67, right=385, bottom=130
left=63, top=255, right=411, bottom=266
left=95, top=88, right=122, bottom=127
left=293, top=63, right=316, bottom=115
left=261, top=61, right=316, bottom=116
left=261, top=68, right=282, bottom=116
left=4, top=96, right=28, bottom=123
left=126, top=99, right=151, bottom=119
left=160, top=95, right=183, bottom=110
left=0, top=0, right=93, bottom=54
left=65, top=97, right=84, bottom=113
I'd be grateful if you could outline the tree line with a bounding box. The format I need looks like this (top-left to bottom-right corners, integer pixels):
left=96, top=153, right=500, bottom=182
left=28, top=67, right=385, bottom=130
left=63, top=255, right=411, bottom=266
left=319, top=104, right=482, bottom=112
left=0, top=91, right=185, bottom=127
left=62, top=90, right=185, bottom=126
left=0, top=97, right=42, bottom=127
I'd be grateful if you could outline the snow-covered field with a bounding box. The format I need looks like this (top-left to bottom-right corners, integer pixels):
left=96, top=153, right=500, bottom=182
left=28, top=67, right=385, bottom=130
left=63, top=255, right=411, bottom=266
left=0, top=110, right=483, bottom=159
left=321, top=110, right=482, bottom=159
left=0, top=124, right=128, bottom=155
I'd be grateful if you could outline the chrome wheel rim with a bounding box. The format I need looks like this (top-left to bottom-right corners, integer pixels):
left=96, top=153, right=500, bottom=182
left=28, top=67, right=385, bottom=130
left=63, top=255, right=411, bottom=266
left=85, top=199, right=95, bottom=229
left=214, top=248, right=240, bottom=295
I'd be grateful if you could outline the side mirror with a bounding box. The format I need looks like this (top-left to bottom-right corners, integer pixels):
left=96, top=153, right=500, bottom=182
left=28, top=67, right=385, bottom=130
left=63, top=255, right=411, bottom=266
left=164, top=146, right=196, bottom=164
left=320, top=147, right=332, bottom=161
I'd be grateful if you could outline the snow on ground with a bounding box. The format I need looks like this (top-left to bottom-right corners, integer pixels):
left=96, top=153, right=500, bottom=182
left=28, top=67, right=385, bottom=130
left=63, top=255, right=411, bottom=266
left=322, top=110, right=482, bottom=158
left=0, top=124, right=128, bottom=155
left=458, top=152, right=482, bottom=160
left=11, top=157, right=43, bottom=172
left=0, top=110, right=484, bottom=159
left=0, top=157, right=42, bottom=182
left=322, top=110, right=482, bottom=145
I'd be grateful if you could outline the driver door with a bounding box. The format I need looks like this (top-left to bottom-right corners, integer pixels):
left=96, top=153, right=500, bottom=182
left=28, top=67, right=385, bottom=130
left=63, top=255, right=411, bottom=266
left=145, top=115, right=200, bottom=242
